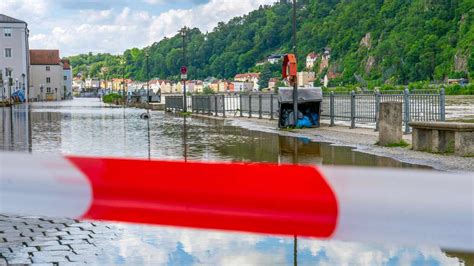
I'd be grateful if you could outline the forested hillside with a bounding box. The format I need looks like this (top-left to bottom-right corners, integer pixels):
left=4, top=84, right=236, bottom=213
left=69, top=0, right=473, bottom=86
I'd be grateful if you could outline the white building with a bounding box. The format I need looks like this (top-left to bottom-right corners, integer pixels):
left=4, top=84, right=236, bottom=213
left=62, top=59, right=72, bottom=99
left=234, top=73, right=260, bottom=91
left=149, top=79, right=161, bottom=94
left=0, top=14, right=29, bottom=102
left=306, top=52, right=318, bottom=69
left=85, top=78, right=100, bottom=89
left=29, top=50, right=64, bottom=101
left=232, top=82, right=254, bottom=92
left=72, top=77, right=84, bottom=95
left=267, top=54, right=283, bottom=64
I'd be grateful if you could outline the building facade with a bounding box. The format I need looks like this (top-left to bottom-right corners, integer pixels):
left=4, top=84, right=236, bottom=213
left=29, top=50, right=64, bottom=101
left=85, top=78, right=100, bottom=89
left=0, top=14, right=29, bottom=101
left=306, top=52, right=318, bottom=69
left=234, top=73, right=260, bottom=91
left=62, top=59, right=72, bottom=99
left=297, top=72, right=316, bottom=87
left=72, top=77, right=84, bottom=96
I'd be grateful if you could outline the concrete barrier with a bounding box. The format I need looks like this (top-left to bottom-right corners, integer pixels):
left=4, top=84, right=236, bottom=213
left=409, top=122, right=474, bottom=156
left=378, top=102, right=403, bottom=146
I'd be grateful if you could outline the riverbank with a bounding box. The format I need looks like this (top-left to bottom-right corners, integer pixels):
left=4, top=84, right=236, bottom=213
left=190, top=113, right=474, bottom=172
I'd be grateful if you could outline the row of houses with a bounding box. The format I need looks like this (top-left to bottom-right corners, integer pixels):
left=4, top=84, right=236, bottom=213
left=72, top=70, right=319, bottom=95
left=0, top=14, right=73, bottom=102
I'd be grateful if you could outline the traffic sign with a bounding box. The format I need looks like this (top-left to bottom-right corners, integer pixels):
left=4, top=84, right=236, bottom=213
left=181, top=74, right=187, bottom=80
left=181, top=66, right=187, bottom=75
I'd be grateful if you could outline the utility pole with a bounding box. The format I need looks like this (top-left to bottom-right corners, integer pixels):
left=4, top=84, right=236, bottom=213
left=122, top=57, right=126, bottom=106
left=145, top=50, right=150, bottom=106
left=8, top=77, right=12, bottom=105
left=292, top=0, right=298, bottom=126
left=180, top=26, right=188, bottom=112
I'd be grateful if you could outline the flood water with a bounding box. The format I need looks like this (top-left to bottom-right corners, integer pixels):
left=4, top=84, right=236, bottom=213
left=0, top=98, right=470, bottom=265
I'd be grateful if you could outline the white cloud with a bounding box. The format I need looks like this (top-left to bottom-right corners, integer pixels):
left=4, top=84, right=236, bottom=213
left=0, top=0, right=51, bottom=19
left=4, top=0, right=276, bottom=56
left=84, top=223, right=463, bottom=265
left=148, top=0, right=275, bottom=43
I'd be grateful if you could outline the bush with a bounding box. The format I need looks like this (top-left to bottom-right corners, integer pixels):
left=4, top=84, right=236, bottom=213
left=408, top=81, right=430, bottom=90
left=443, top=84, right=474, bottom=95
left=202, top=86, right=215, bottom=95
left=103, top=93, right=124, bottom=104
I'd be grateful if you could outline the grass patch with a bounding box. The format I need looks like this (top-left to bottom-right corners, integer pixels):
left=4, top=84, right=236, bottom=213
left=384, top=140, right=410, bottom=148
left=179, top=111, right=192, bottom=117
left=103, top=93, right=124, bottom=104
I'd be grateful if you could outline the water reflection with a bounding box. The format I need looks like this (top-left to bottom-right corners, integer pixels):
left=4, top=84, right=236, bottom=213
left=0, top=99, right=468, bottom=265
left=0, top=105, right=31, bottom=152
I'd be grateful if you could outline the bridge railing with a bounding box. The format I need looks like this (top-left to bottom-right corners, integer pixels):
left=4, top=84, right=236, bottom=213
left=165, top=89, right=445, bottom=132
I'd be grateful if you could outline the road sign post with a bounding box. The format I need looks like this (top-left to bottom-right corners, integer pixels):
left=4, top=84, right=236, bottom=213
left=181, top=66, right=187, bottom=112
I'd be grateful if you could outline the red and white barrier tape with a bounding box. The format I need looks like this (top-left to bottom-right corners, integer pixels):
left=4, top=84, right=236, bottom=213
left=0, top=152, right=472, bottom=251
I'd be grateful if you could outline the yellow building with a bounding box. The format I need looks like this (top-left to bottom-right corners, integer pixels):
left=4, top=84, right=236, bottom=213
left=172, top=82, right=183, bottom=93
left=160, top=81, right=172, bottom=94
left=194, top=81, right=204, bottom=93
left=209, top=81, right=219, bottom=92
left=218, top=80, right=230, bottom=93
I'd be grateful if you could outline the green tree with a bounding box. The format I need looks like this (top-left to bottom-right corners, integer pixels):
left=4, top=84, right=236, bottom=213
left=67, top=0, right=473, bottom=86
left=258, top=64, right=272, bottom=90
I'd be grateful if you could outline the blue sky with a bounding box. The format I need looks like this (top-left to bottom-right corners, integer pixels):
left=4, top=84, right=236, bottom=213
left=0, top=0, right=276, bottom=56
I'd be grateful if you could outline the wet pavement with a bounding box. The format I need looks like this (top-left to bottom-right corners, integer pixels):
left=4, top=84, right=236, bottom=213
left=0, top=98, right=471, bottom=265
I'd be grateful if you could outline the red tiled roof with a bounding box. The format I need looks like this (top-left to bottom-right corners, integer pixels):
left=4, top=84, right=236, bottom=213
left=30, top=50, right=60, bottom=65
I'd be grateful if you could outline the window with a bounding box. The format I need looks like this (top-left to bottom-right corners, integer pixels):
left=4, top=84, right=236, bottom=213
left=46, top=87, right=51, bottom=93
left=64, top=76, right=67, bottom=81
left=4, top=48, right=12, bottom=58
left=5, top=68, right=12, bottom=77
left=4, top=28, right=11, bottom=37
left=46, top=66, right=50, bottom=71
left=46, top=77, right=51, bottom=83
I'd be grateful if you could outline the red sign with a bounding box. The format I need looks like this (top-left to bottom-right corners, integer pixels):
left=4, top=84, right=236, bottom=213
left=181, top=66, right=187, bottom=74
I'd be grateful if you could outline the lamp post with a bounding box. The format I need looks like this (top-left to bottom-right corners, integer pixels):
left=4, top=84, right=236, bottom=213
left=292, top=0, right=298, bottom=126
left=8, top=77, right=12, bottom=105
left=121, top=57, right=126, bottom=105
left=179, top=26, right=188, bottom=112
left=22, top=73, right=26, bottom=103
left=40, top=85, right=43, bottom=101
left=145, top=50, right=150, bottom=106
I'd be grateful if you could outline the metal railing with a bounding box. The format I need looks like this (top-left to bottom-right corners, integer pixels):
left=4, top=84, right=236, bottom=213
left=164, top=95, right=184, bottom=112
left=165, top=89, right=445, bottom=132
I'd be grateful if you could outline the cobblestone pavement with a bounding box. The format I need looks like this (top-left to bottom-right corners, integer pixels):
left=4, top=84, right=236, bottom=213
left=0, top=214, right=119, bottom=265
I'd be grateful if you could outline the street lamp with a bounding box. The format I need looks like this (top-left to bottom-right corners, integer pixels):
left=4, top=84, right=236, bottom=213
left=179, top=26, right=188, bottom=112
left=22, top=73, right=26, bottom=103
left=145, top=49, right=150, bottom=106
left=292, top=0, right=298, bottom=126
left=40, top=85, right=44, bottom=101
left=121, top=57, right=126, bottom=105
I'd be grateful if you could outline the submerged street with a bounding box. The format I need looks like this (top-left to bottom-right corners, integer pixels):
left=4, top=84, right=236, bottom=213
left=0, top=98, right=468, bottom=265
